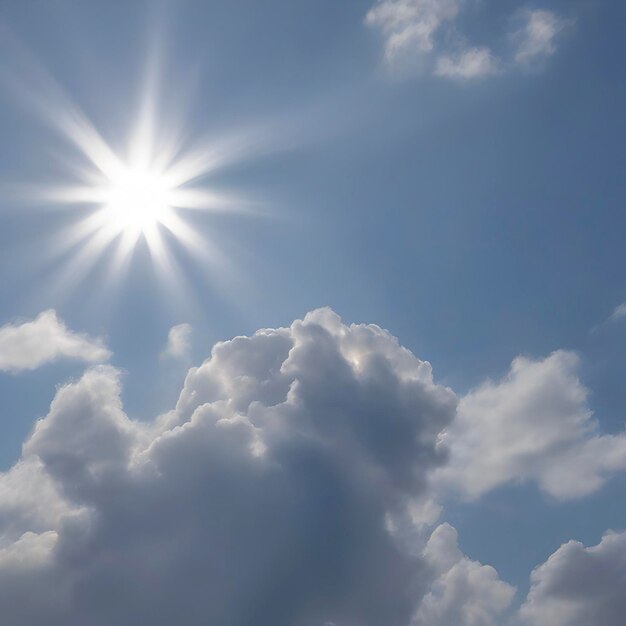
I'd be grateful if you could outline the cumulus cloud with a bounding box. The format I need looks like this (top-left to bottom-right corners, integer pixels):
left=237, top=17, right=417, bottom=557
left=160, top=323, right=192, bottom=360
left=414, top=523, right=515, bottom=626
left=0, top=458, right=78, bottom=545
left=435, top=47, right=499, bottom=80
left=513, top=10, right=567, bottom=67
left=0, top=310, right=110, bottom=372
left=6, top=308, right=626, bottom=624
left=518, top=531, right=626, bottom=626
left=0, top=308, right=463, bottom=626
left=365, top=1, right=568, bottom=81
left=436, top=350, right=626, bottom=500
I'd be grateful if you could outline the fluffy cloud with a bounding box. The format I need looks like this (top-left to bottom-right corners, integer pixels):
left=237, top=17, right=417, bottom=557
left=414, top=523, right=515, bottom=626
left=435, top=47, right=499, bottom=81
left=0, top=308, right=462, bottom=625
left=436, top=350, right=626, bottom=500
left=161, top=322, right=192, bottom=360
left=366, top=0, right=568, bottom=81
left=5, top=308, right=626, bottom=624
left=0, top=310, right=110, bottom=372
left=518, top=531, right=626, bottom=626
left=513, top=10, right=567, bottom=67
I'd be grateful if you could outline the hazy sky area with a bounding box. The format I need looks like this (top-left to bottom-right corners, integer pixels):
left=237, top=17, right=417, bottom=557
left=0, top=1, right=625, bottom=624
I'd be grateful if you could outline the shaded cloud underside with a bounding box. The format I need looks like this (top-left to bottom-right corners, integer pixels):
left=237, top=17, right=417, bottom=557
left=0, top=309, right=624, bottom=625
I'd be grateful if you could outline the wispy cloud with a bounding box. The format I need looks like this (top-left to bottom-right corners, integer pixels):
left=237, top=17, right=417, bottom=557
left=0, top=310, right=110, bottom=372
left=513, top=9, right=568, bottom=67
left=608, top=302, right=626, bottom=323
left=590, top=301, right=626, bottom=333
left=365, top=0, right=463, bottom=67
left=435, top=47, right=499, bottom=81
left=366, top=0, right=570, bottom=82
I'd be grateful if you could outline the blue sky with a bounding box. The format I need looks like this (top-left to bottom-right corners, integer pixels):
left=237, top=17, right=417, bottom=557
left=0, top=1, right=625, bottom=625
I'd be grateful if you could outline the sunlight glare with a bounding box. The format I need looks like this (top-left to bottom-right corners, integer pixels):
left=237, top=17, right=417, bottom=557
left=1, top=35, right=265, bottom=306
left=103, top=164, right=172, bottom=237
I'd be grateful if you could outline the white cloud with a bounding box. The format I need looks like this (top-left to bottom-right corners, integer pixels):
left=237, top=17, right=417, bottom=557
left=0, top=458, right=79, bottom=546
left=0, top=308, right=459, bottom=625
left=0, top=310, right=110, bottom=372
left=4, top=308, right=626, bottom=624
left=414, top=523, right=515, bottom=626
left=161, top=323, right=192, bottom=360
left=518, top=531, right=626, bottom=626
left=435, top=47, right=499, bottom=80
left=513, top=10, right=567, bottom=67
left=436, top=350, right=626, bottom=500
left=365, top=1, right=569, bottom=80
left=365, top=0, right=463, bottom=68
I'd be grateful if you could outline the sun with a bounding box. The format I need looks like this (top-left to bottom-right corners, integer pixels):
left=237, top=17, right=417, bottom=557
left=6, top=51, right=262, bottom=302
left=103, top=164, right=174, bottom=237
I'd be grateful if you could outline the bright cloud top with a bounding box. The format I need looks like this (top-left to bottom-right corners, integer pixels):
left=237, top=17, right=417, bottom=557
left=0, top=310, right=110, bottom=372
left=366, top=0, right=568, bottom=80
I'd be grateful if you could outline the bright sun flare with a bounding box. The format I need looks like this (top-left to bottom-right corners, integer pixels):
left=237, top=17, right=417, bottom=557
left=9, top=53, right=258, bottom=300
left=103, top=165, right=173, bottom=237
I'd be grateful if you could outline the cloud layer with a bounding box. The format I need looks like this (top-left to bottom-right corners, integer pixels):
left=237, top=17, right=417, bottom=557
left=0, top=310, right=110, bottom=372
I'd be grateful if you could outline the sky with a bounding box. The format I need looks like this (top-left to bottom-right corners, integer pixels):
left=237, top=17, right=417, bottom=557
left=0, top=1, right=625, bottom=624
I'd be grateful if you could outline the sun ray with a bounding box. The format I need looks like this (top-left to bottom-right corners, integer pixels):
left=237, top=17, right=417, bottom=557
left=0, top=24, right=275, bottom=309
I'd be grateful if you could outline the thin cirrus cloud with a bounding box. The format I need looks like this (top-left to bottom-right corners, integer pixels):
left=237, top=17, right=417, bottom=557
left=365, top=0, right=569, bottom=81
left=0, top=308, right=624, bottom=625
left=0, top=309, right=110, bottom=372
left=608, top=302, right=626, bottom=323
